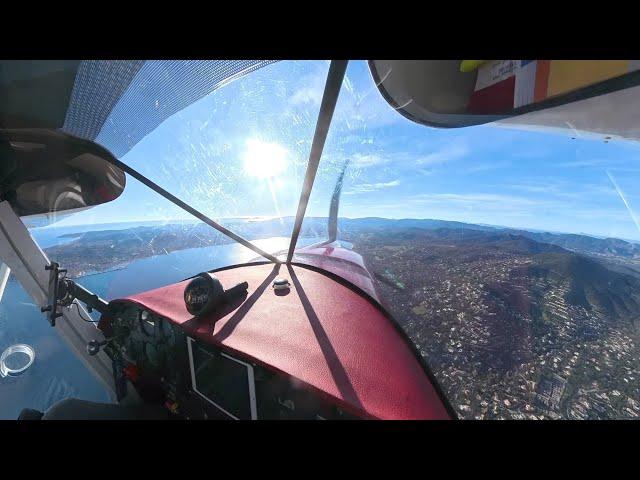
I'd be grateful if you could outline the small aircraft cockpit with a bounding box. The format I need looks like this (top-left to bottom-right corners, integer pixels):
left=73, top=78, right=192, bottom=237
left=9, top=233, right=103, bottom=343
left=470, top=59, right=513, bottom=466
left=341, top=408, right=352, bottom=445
left=1, top=60, right=640, bottom=420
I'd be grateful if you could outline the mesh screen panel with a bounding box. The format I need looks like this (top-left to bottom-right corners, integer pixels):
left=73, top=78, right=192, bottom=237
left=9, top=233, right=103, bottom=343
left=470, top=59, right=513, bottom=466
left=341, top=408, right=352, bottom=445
left=62, top=60, right=276, bottom=158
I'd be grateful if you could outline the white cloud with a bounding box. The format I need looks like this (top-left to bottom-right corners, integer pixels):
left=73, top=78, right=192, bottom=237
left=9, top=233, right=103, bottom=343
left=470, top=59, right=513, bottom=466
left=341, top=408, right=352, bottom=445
left=350, top=153, right=387, bottom=168
left=333, top=73, right=405, bottom=130
left=345, top=180, right=400, bottom=195
left=555, top=159, right=607, bottom=168
left=408, top=192, right=557, bottom=210
left=415, top=143, right=469, bottom=166
left=287, top=62, right=331, bottom=108
left=555, top=157, right=640, bottom=171
left=289, top=63, right=404, bottom=131
left=348, top=143, right=469, bottom=170
left=506, top=180, right=618, bottom=200
left=290, top=86, right=324, bottom=107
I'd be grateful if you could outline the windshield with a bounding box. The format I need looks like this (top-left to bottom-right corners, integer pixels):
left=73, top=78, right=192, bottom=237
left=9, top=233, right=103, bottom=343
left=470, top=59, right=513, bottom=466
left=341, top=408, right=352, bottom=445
left=4, top=59, right=640, bottom=419
left=55, top=60, right=329, bottom=254
left=33, top=60, right=331, bottom=293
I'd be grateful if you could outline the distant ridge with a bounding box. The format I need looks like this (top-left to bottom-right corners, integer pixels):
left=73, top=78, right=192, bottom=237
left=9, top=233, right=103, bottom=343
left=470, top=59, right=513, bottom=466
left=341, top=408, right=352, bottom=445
left=337, top=218, right=640, bottom=260
left=38, top=216, right=640, bottom=261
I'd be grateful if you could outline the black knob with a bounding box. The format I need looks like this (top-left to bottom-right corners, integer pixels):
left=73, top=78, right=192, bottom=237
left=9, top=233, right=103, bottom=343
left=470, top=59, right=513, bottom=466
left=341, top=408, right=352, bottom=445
left=87, top=339, right=106, bottom=356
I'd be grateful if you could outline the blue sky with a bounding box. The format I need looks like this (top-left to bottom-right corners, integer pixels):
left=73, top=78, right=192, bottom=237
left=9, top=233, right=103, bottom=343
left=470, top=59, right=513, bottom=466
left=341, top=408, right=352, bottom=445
left=52, top=60, right=640, bottom=242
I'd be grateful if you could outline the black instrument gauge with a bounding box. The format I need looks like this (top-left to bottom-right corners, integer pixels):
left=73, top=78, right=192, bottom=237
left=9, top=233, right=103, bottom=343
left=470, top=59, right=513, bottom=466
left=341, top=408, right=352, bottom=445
left=184, top=273, right=224, bottom=316
left=139, top=310, right=155, bottom=336
left=184, top=272, right=248, bottom=317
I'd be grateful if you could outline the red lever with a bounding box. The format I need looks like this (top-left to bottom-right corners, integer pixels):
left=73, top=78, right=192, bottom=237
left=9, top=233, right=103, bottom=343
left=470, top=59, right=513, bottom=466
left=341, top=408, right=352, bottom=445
left=123, top=363, right=139, bottom=383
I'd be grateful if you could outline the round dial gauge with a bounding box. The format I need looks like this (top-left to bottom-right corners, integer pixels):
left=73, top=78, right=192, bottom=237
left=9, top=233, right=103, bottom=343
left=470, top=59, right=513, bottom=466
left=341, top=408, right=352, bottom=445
left=184, top=273, right=224, bottom=316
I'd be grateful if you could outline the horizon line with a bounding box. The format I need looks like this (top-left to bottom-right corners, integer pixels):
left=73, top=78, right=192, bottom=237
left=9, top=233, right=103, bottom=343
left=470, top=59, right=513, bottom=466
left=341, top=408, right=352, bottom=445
left=29, top=215, right=640, bottom=244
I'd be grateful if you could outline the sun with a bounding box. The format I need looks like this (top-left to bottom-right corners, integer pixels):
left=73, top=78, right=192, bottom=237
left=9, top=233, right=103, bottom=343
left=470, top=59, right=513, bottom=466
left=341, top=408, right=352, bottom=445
left=243, top=139, right=288, bottom=179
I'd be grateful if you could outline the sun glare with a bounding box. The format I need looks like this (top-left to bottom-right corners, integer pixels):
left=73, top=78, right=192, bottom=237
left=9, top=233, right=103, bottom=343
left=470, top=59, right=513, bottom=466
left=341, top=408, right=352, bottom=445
left=243, top=139, right=288, bottom=179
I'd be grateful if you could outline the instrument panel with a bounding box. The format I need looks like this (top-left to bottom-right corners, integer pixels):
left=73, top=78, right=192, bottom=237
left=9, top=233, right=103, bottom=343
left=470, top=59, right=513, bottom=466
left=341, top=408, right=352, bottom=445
left=107, top=305, right=180, bottom=371
left=104, top=303, right=359, bottom=420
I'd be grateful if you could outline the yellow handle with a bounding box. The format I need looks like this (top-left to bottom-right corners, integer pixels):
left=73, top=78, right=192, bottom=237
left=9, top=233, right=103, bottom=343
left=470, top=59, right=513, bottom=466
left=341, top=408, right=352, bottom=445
left=460, top=60, right=487, bottom=73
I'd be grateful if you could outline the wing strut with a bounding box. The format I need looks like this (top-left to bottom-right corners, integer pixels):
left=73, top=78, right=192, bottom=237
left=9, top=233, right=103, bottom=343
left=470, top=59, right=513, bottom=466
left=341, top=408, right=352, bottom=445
left=286, top=60, right=348, bottom=263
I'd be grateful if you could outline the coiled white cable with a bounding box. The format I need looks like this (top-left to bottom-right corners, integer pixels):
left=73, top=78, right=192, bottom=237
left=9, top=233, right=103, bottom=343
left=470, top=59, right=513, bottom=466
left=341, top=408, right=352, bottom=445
left=0, top=344, right=35, bottom=377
